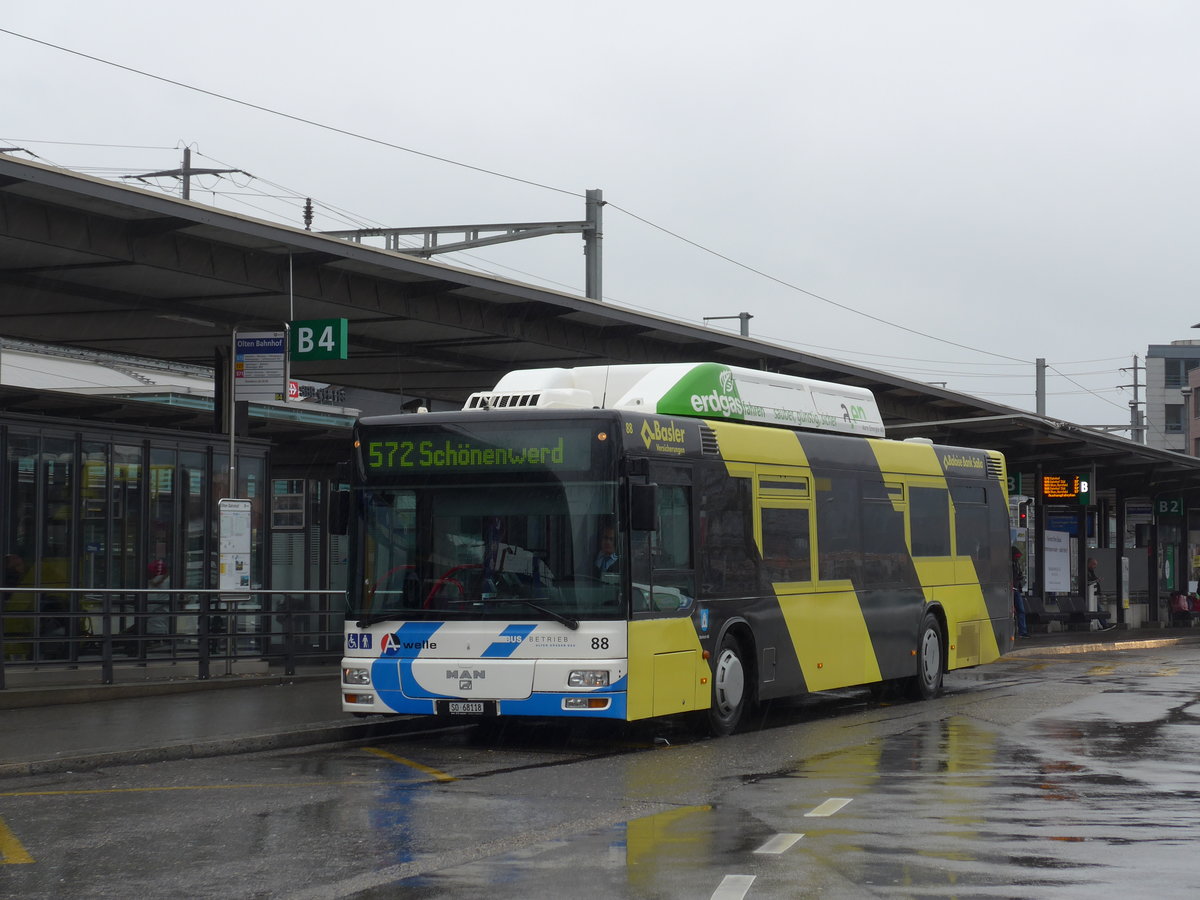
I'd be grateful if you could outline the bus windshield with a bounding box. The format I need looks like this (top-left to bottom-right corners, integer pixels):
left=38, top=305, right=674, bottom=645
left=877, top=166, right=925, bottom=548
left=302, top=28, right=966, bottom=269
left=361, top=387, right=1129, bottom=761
left=354, top=480, right=623, bottom=623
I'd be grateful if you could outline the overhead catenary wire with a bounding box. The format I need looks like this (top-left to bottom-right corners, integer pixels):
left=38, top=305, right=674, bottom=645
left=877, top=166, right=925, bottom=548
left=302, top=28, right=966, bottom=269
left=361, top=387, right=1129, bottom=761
left=6, top=130, right=1135, bottom=416
left=0, top=26, right=1041, bottom=371
left=192, top=149, right=610, bottom=291
left=16, top=130, right=1135, bottom=398
left=3, top=31, right=1159, bottom=431
left=1, top=137, right=175, bottom=151
left=1044, top=362, right=1130, bottom=412
left=604, top=200, right=1032, bottom=365
left=0, top=28, right=581, bottom=200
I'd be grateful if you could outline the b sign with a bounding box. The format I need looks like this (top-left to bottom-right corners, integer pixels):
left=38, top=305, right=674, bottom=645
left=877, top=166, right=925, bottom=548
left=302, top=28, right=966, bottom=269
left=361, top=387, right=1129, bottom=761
left=290, top=318, right=348, bottom=360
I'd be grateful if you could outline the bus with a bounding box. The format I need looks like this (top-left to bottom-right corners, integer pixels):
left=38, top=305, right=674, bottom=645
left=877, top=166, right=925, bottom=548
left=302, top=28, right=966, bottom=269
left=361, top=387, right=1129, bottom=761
left=339, top=363, right=1013, bottom=734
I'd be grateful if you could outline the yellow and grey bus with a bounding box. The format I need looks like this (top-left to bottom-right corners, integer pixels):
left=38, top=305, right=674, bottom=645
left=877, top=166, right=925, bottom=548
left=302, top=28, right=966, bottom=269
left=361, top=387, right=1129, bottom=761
left=340, top=363, right=1012, bottom=734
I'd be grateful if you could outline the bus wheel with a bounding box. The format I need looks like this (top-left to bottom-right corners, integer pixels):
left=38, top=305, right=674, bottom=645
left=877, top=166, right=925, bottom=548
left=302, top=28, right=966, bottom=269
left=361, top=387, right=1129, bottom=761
left=707, top=633, right=750, bottom=736
left=907, top=612, right=945, bottom=700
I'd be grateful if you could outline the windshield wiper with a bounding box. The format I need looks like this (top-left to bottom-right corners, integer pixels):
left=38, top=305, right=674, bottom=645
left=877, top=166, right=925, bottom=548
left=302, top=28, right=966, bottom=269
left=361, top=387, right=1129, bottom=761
left=355, top=612, right=412, bottom=628
left=487, top=597, right=579, bottom=630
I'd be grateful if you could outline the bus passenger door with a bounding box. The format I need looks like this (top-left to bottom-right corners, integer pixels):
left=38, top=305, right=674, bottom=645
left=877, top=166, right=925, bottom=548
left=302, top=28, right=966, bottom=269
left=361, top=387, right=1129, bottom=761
left=626, top=463, right=705, bottom=720
left=754, top=467, right=842, bottom=693
left=804, top=469, right=884, bottom=690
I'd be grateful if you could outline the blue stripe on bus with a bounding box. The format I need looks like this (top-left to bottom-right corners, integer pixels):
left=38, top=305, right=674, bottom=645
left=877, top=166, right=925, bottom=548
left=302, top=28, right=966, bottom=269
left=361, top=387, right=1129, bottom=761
left=481, top=624, right=538, bottom=657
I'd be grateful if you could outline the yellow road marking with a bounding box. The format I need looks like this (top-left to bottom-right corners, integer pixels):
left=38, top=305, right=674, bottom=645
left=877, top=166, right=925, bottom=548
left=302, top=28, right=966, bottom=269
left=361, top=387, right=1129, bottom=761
left=363, top=747, right=456, bottom=782
left=0, top=816, right=34, bottom=864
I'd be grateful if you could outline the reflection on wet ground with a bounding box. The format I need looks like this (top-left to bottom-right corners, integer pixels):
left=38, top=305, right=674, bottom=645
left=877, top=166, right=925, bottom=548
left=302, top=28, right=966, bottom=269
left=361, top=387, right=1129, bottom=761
left=241, top=651, right=1200, bottom=898
left=726, top=657, right=1200, bottom=898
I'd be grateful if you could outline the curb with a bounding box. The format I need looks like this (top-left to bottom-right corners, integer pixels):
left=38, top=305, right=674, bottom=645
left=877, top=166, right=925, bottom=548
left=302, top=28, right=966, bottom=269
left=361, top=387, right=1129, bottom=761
left=0, top=714, right=433, bottom=780
left=6, top=635, right=1198, bottom=779
left=0, top=671, right=337, bottom=710
left=1005, top=634, right=1200, bottom=658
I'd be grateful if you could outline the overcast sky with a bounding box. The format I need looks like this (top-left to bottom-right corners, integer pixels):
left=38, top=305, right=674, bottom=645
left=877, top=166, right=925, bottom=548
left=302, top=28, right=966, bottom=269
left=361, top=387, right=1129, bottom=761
left=4, top=2, right=1198, bottom=435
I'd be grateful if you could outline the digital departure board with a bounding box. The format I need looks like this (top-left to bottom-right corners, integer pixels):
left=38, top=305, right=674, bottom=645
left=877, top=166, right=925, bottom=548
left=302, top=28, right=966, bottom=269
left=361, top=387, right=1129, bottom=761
left=1041, top=473, right=1093, bottom=504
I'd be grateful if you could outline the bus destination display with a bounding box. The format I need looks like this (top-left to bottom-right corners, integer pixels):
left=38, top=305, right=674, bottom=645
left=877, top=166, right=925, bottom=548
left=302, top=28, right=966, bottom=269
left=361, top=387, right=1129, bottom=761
left=360, top=426, right=596, bottom=474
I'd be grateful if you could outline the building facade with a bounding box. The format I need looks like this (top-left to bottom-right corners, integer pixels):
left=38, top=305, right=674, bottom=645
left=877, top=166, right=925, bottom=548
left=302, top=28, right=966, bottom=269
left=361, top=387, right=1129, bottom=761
left=1145, top=341, right=1200, bottom=452
left=0, top=341, right=362, bottom=668
left=1, top=406, right=269, bottom=663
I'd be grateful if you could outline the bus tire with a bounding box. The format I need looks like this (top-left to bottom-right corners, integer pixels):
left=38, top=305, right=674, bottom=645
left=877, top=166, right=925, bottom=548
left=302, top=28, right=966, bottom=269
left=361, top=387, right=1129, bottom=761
left=907, top=611, right=945, bottom=701
left=707, top=632, right=751, bottom=736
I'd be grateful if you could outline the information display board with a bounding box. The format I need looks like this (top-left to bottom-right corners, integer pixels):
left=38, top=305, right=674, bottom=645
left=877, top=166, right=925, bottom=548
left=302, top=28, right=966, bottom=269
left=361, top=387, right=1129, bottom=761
left=1041, top=473, right=1094, bottom=505
left=234, top=331, right=287, bottom=403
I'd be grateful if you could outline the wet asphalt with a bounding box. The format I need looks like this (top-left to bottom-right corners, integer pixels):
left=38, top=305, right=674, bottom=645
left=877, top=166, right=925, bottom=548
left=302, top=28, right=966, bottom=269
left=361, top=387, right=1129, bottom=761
left=1, top=626, right=1197, bottom=779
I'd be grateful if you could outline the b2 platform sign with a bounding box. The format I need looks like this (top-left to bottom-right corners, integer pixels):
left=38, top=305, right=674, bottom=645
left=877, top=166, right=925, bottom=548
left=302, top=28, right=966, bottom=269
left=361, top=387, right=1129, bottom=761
left=218, top=498, right=252, bottom=593
left=1156, top=497, right=1184, bottom=517
left=290, top=318, right=348, bottom=361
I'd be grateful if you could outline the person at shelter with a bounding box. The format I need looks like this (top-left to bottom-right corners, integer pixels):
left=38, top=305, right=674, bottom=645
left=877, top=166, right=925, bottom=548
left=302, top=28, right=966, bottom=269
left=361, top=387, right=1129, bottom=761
left=2, top=553, right=32, bottom=660
left=1086, top=557, right=1116, bottom=632
left=1011, top=547, right=1030, bottom=637
left=4, top=553, right=27, bottom=588
left=1169, top=590, right=1198, bottom=626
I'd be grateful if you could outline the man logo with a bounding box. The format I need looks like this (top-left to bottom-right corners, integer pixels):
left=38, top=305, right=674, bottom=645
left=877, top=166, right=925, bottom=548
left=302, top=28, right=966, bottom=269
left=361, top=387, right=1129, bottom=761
left=447, top=668, right=486, bottom=690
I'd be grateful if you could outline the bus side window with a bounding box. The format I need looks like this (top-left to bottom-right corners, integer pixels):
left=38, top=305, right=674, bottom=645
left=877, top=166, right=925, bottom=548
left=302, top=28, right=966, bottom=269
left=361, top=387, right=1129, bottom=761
left=630, top=527, right=652, bottom=585
left=911, top=486, right=951, bottom=557
left=760, top=506, right=811, bottom=583
left=860, top=480, right=907, bottom=586
left=632, top=481, right=695, bottom=615
left=654, top=484, right=692, bottom=569
left=951, top=484, right=991, bottom=563
left=816, top=474, right=861, bottom=581
left=699, top=469, right=755, bottom=598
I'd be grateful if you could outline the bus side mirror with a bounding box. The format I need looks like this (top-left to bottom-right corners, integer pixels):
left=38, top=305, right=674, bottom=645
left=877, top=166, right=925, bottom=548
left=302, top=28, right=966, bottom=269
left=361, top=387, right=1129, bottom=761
left=330, top=490, right=350, bottom=535
left=630, top=483, right=658, bottom=532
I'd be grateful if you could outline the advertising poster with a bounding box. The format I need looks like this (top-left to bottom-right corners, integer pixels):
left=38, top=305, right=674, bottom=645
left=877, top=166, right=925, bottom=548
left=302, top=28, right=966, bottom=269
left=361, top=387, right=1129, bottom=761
left=219, top=498, right=252, bottom=593
left=1043, top=530, right=1071, bottom=593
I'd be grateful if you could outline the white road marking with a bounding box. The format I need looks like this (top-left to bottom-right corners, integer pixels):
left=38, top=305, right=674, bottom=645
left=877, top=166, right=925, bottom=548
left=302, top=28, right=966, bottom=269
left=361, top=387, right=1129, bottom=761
left=805, top=797, right=852, bottom=817
left=754, top=832, right=804, bottom=854
left=711, top=874, right=756, bottom=900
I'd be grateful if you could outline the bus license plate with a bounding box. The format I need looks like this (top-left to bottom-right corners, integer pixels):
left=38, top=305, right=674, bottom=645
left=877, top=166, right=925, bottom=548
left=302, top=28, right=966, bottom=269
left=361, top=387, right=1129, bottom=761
left=440, top=700, right=494, bottom=715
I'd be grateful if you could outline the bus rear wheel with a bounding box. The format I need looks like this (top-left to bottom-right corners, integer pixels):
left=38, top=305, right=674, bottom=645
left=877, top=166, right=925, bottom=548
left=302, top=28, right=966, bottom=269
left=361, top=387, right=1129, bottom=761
left=906, top=612, right=945, bottom=700
left=706, top=632, right=751, bottom=736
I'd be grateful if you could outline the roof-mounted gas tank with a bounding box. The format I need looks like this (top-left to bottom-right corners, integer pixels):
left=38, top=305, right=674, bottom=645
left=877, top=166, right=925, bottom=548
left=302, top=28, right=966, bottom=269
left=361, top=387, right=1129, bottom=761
left=464, top=362, right=885, bottom=438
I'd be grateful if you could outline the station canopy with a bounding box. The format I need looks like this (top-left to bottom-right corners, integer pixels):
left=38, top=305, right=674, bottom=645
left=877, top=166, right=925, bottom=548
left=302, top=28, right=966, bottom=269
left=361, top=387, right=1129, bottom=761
left=3, top=154, right=1200, bottom=497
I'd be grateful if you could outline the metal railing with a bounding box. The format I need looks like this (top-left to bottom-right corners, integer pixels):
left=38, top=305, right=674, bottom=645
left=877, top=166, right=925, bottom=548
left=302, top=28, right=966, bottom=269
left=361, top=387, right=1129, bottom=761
left=0, top=588, right=347, bottom=689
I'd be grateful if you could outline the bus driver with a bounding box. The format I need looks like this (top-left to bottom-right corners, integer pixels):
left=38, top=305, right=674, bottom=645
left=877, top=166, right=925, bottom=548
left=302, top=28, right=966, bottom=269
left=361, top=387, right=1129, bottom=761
left=595, top=525, right=619, bottom=575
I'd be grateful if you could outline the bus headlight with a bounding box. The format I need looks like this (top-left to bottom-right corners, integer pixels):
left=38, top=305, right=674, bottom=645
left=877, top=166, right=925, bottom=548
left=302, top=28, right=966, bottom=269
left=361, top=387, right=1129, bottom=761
left=568, top=669, right=610, bottom=688
left=342, top=667, right=371, bottom=685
